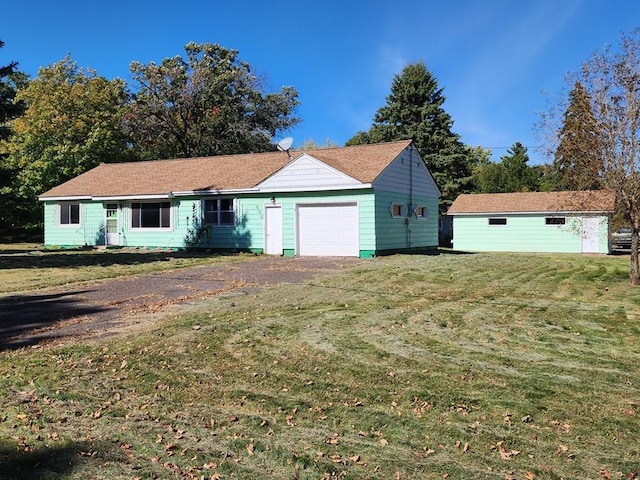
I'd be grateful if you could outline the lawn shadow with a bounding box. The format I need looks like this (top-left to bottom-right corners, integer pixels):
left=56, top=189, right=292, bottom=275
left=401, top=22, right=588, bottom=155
left=376, top=247, right=475, bottom=257
left=0, top=248, right=225, bottom=270
left=0, top=290, right=106, bottom=351
left=0, top=439, right=123, bottom=480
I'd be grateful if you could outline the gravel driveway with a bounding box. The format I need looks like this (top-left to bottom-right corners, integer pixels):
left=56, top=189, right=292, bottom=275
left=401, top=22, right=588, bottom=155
left=0, top=255, right=361, bottom=350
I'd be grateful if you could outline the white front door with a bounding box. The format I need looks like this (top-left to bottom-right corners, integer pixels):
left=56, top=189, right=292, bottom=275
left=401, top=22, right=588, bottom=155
left=581, top=216, right=600, bottom=253
left=105, top=203, right=119, bottom=246
left=264, top=204, right=283, bottom=255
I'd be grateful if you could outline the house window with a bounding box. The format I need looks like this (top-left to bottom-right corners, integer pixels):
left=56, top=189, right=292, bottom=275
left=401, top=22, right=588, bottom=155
left=415, top=205, right=428, bottom=219
left=390, top=203, right=406, bottom=218
left=488, top=217, right=507, bottom=226
left=545, top=217, right=566, bottom=225
left=131, top=202, right=171, bottom=229
left=60, top=203, right=80, bottom=225
left=204, top=198, right=235, bottom=226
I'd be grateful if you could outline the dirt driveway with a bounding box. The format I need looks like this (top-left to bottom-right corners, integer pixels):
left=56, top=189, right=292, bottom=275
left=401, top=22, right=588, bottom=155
left=0, top=255, right=362, bottom=350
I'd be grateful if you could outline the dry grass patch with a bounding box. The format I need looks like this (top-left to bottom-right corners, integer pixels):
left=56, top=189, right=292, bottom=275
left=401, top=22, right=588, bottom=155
left=0, top=247, right=253, bottom=293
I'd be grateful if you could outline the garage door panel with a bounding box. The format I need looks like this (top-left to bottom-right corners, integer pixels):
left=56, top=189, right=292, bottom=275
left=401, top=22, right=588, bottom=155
left=297, top=203, right=359, bottom=256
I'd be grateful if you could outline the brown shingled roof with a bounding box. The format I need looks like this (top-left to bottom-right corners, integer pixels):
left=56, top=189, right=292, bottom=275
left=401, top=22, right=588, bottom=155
left=39, top=140, right=413, bottom=199
left=447, top=190, right=616, bottom=214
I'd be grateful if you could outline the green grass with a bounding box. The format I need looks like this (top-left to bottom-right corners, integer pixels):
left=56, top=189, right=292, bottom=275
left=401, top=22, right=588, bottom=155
left=1, top=251, right=639, bottom=479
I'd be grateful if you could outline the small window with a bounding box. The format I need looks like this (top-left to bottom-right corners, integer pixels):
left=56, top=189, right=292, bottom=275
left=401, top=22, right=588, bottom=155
left=204, top=198, right=235, bottom=226
left=131, top=202, right=171, bottom=229
left=488, top=217, right=507, bottom=226
left=415, top=206, right=428, bottom=219
left=60, top=203, right=80, bottom=225
left=390, top=203, right=406, bottom=218
left=545, top=217, right=566, bottom=225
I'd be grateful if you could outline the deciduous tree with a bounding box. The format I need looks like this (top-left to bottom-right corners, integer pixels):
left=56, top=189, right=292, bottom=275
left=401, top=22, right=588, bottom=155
left=124, top=42, right=300, bottom=160
left=5, top=56, right=130, bottom=226
left=346, top=62, right=474, bottom=212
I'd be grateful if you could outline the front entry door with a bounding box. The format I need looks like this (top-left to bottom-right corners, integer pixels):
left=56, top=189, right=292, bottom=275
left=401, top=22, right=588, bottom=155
left=264, top=204, right=283, bottom=255
left=105, top=203, right=119, bottom=246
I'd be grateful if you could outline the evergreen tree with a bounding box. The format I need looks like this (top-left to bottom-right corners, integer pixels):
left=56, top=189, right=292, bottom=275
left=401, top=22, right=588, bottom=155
left=0, top=39, right=28, bottom=231
left=501, top=142, right=539, bottom=192
left=473, top=142, right=541, bottom=193
left=346, top=62, right=473, bottom=212
left=0, top=40, right=27, bottom=142
left=552, top=81, right=602, bottom=190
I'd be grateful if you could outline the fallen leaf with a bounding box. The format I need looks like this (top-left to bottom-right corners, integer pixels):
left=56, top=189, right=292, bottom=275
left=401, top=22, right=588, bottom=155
left=325, top=434, right=339, bottom=445
left=496, top=441, right=520, bottom=460
left=246, top=443, right=255, bottom=455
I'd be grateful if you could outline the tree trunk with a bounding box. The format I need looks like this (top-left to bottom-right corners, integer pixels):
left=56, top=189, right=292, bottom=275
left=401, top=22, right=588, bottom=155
left=631, top=219, right=640, bottom=285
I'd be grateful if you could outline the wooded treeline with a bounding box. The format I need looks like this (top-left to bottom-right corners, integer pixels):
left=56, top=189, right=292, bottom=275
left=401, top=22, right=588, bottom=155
left=0, top=42, right=301, bottom=232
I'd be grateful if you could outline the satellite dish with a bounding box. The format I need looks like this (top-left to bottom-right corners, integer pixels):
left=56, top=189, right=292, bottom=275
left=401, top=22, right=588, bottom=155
left=276, top=137, right=294, bottom=152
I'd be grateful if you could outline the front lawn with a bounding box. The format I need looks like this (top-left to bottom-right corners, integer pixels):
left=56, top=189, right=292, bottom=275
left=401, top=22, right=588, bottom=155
left=0, top=251, right=638, bottom=479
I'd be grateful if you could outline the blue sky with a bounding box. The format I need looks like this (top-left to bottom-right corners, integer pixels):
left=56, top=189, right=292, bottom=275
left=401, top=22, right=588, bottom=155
left=3, top=0, right=640, bottom=164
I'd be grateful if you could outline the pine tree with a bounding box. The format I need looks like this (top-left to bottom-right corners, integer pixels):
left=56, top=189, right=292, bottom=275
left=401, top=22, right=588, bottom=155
left=552, top=81, right=602, bottom=190
left=346, top=62, right=473, bottom=212
left=0, top=39, right=28, bottom=231
left=473, top=142, right=541, bottom=193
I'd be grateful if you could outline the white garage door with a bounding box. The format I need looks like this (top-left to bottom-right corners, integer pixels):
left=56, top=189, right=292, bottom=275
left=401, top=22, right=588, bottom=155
left=297, top=202, right=359, bottom=256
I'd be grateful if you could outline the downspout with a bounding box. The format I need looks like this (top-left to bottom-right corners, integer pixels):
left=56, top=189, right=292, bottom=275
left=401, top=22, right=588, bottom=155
left=407, top=144, right=414, bottom=248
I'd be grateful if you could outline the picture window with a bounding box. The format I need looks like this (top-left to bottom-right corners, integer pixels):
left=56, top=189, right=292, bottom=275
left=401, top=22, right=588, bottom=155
left=131, top=202, right=171, bottom=229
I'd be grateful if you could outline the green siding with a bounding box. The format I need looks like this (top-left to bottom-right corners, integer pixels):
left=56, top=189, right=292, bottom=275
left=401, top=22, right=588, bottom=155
left=374, top=191, right=439, bottom=250
left=43, top=201, right=106, bottom=247
left=452, top=214, right=610, bottom=253
left=44, top=188, right=440, bottom=256
left=238, top=190, right=377, bottom=254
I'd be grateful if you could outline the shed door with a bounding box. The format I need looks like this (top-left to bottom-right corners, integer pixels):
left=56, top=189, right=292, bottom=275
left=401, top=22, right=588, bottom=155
left=297, top=202, right=359, bottom=256
left=581, top=217, right=600, bottom=253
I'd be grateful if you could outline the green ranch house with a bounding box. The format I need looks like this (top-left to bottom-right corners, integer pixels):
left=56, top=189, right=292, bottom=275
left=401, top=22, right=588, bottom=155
left=39, top=140, right=441, bottom=258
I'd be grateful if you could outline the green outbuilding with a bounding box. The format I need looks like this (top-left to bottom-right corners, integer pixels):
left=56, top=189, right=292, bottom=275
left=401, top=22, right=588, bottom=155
left=38, top=140, right=440, bottom=257
left=447, top=190, right=616, bottom=254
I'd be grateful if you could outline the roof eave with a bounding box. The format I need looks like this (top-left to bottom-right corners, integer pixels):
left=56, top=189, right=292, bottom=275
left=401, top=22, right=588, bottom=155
left=448, top=210, right=614, bottom=216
